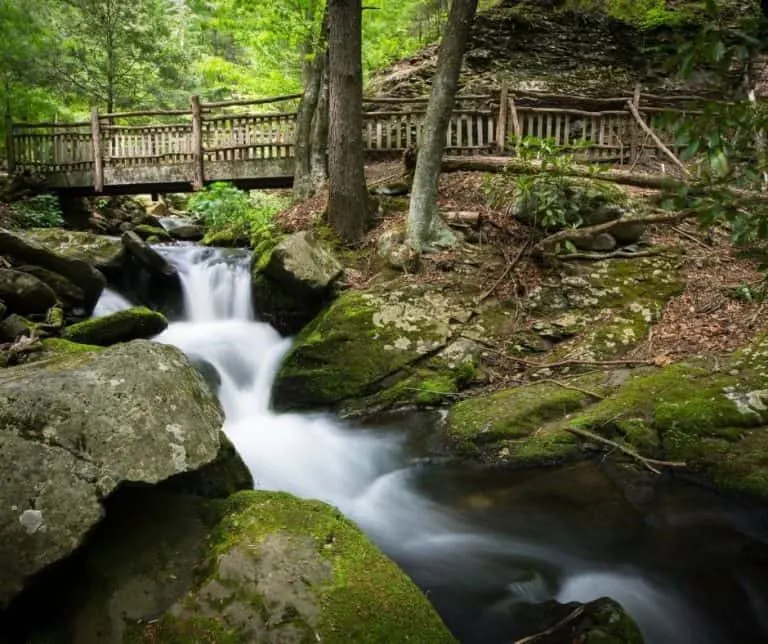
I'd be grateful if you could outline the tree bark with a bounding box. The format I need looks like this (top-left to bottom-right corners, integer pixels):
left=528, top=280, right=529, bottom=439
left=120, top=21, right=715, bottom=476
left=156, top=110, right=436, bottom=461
left=327, top=0, right=371, bottom=244
left=310, top=54, right=329, bottom=190
left=293, top=11, right=328, bottom=201
left=406, top=0, right=479, bottom=252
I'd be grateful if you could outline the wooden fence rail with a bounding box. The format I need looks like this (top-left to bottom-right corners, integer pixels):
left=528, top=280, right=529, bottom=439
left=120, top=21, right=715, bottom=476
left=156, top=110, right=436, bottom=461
left=7, top=87, right=701, bottom=192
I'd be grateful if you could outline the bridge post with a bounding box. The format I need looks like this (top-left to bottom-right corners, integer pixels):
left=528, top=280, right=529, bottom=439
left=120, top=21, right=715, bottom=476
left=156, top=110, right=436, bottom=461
left=90, top=107, right=104, bottom=193
left=190, top=95, right=204, bottom=190
left=630, top=83, right=641, bottom=165
left=4, top=115, right=14, bottom=175
left=495, top=81, right=509, bottom=153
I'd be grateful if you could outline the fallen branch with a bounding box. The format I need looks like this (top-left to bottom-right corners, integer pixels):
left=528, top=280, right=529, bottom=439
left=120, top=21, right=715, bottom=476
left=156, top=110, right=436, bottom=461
left=537, top=210, right=696, bottom=254
left=566, top=426, right=687, bottom=475
left=476, top=240, right=530, bottom=303
left=626, top=100, right=691, bottom=178
left=443, top=210, right=482, bottom=227
left=557, top=249, right=656, bottom=261
left=537, top=378, right=605, bottom=400
left=505, top=355, right=654, bottom=370
left=671, top=225, right=711, bottom=249
left=514, top=606, right=586, bottom=644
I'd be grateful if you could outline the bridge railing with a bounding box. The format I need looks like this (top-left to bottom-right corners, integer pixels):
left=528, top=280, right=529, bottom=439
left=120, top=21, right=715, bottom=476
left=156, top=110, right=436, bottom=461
left=7, top=87, right=708, bottom=191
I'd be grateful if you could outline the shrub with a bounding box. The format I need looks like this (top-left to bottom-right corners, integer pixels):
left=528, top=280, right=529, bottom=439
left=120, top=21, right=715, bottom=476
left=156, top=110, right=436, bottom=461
left=188, top=182, right=287, bottom=241
left=9, top=194, right=64, bottom=228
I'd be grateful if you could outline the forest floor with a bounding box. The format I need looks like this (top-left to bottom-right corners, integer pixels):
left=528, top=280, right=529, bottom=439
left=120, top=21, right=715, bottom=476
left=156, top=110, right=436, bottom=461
left=275, top=161, right=768, bottom=373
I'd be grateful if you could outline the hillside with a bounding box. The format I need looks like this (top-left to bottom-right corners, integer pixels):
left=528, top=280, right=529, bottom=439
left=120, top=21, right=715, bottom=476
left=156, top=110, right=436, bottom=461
left=367, top=0, right=745, bottom=97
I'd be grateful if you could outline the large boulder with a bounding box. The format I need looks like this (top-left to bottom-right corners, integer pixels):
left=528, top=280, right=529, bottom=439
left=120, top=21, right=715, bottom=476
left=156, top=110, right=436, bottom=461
left=252, top=231, right=343, bottom=335
left=20, top=228, right=122, bottom=269
left=0, top=340, right=225, bottom=606
left=147, top=491, right=455, bottom=643
left=61, top=306, right=168, bottom=346
left=0, top=268, right=58, bottom=315
left=14, top=265, right=85, bottom=310
left=0, top=228, right=106, bottom=310
left=168, top=223, right=205, bottom=241
left=121, top=231, right=178, bottom=282
left=273, top=286, right=473, bottom=410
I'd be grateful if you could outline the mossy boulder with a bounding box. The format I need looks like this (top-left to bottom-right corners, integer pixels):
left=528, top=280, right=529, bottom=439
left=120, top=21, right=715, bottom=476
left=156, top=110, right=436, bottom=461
left=62, top=307, right=168, bottom=346
left=129, top=491, right=455, bottom=643
left=168, top=223, right=205, bottom=241
left=0, top=268, right=58, bottom=315
left=251, top=231, right=343, bottom=335
left=18, top=228, right=122, bottom=268
left=14, top=264, right=86, bottom=311
left=446, top=330, right=768, bottom=500
left=0, top=340, right=225, bottom=606
left=273, top=287, right=472, bottom=410
left=132, top=224, right=171, bottom=242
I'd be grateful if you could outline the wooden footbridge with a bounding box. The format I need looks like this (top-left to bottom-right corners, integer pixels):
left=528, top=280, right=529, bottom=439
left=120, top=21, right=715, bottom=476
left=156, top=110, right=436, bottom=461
left=5, top=88, right=699, bottom=195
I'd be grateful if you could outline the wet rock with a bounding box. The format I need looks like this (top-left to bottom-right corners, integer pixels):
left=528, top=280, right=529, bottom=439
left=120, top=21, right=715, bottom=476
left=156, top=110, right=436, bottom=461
left=0, top=340, right=224, bottom=606
left=273, top=286, right=472, bottom=410
left=121, top=231, right=180, bottom=292
left=0, top=299, right=5, bottom=319
left=132, top=225, right=171, bottom=242
left=61, top=306, right=168, bottom=346
left=168, top=223, right=205, bottom=241
left=14, top=265, right=85, bottom=310
left=0, top=269, right=58, bottom=315
left=252, top=231, right=343, bottom=335
left=124, top=491, right=455, bottom=643
left=0, top=229, right=106, bottom=311
left=0, top=314, right=33, bottom=342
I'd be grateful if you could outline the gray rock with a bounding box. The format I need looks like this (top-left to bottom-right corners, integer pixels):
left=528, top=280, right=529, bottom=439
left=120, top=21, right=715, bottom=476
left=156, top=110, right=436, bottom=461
left=0, top=299, right=6, bottom=320
left=0, top=268, right=58, bottom=315
left=20, top=228, right=122, bottom=269
left=0, top=314, right=33, bottom=342
left=0, top=340, right=224, bottom=606
left=168, top=223, right=205, bottom=241
left=0, top=228, right=106, bottom=310
left=263, top=231, right=343, bottom=298
left=15, top=264, right=86, bottom=309
left=121, top=231, right=179, bottom=282
left=377, top=227, right=418, bottom=271
left=573, top=232, right=617, bottom=252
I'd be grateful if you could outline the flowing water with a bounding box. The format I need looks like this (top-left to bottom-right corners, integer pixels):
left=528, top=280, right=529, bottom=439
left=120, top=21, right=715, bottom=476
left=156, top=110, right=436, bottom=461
left=107, top=244, right=768, bottom=643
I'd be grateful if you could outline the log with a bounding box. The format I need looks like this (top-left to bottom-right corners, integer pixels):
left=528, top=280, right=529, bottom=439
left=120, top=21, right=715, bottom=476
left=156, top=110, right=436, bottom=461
left=443, top=210, right=482, bottom=226
left=626, top=99, right=691, bottom=178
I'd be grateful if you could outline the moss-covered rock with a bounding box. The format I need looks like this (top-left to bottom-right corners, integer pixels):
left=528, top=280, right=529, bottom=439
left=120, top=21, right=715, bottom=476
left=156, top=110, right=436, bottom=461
left=252, top=231, right=343, bottom=335
left=62, top=306, right=168, bottom=346
left=447, top=330, right=768, bottom=500
left=135, top=491, right=455, bottom=643
left=273, top=287, right=472, bottom=410
left=132, top=225, right=171, bottom=242
left=19, top=228, right=122, bottom=268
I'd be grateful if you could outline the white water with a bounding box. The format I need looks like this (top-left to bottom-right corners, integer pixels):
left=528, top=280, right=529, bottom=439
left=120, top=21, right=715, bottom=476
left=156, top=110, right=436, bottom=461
left=93, top=288, right=133, bottom=317
left=150, top=245, right=727, bottom=643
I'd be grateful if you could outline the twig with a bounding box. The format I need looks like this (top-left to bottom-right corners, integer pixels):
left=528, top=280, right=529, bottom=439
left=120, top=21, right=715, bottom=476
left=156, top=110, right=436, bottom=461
left=628, top=130, right=651, bottom=174
left=514, top=606, right=586, bottom=644
left=557, top=250, right=655, bottom=261
left=626, top=99, right=691, bottom=178
left=671, top=225, right=711, bottom=249
left=476, top=239, right=530, bottom=304
left=566, top=426, right=687, bottom=475
left=537, top=378, right=605, bottom=400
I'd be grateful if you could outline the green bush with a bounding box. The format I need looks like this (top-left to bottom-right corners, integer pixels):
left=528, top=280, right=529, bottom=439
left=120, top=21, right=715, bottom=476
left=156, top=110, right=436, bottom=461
left=188, top=182, right=287, bottom=241
left=10, top=194, right=64, bottom=228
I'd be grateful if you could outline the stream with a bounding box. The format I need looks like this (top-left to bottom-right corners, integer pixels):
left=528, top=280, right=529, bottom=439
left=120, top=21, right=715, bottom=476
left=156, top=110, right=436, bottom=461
left=118, top=244, right=768, bottom=643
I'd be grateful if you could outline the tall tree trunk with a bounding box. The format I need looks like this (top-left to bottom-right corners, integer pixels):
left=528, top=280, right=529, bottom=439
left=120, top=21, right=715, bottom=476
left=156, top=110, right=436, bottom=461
left=310, top=54, right=329, bottom=190
left=293, top=10, right=328, bottom=201
left=327, top=0, right=371, bottom=244
left=406, top=0, right=478, bottom=252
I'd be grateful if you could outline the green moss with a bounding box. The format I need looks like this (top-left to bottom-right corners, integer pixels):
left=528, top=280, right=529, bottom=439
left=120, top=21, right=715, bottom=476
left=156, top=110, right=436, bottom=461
left=201, top=227, right=249, bottom=247
left=133, top=225, right=171, bottom=241
left=40, top=337, right=103, bottom=354
left=154, top=491, right=454, bottom=643
left=273, top=289, right=463, bottom=410
left=125, top=616, right=245, bottom=644
left=62, top=307, right=168, bottom=346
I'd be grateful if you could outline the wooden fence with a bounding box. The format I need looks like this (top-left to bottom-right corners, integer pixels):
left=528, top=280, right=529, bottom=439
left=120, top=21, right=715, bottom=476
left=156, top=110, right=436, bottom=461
left=6, top=86, right=705, bottom=192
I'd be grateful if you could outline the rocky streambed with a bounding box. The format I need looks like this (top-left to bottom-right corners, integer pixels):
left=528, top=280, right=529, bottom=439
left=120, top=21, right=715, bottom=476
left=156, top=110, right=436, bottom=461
left=0, top=219, right=767, bottom=643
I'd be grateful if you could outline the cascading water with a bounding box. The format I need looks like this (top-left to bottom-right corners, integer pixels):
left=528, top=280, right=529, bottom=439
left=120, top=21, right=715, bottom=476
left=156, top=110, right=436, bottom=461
left=147, top=244, right=766, bottom=644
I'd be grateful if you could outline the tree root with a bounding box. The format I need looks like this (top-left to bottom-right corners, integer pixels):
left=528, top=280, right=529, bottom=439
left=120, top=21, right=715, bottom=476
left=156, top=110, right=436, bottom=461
left=566, top=426, right=687, bottom=475
left=476, top=239, right=530, bottom=304
left=514, top=606, right=586, bottom=644
left=537, top=378, right=605, bottom=400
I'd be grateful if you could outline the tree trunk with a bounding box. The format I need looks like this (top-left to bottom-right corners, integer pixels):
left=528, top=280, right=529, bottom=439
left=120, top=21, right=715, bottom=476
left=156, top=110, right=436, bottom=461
left=310, top=54, right=329, bottom=189
left=293, top=11, right=328, bottom=201
left=327, top=0, right=371, bottom=244
left=406, top=0, right=478, bottom=252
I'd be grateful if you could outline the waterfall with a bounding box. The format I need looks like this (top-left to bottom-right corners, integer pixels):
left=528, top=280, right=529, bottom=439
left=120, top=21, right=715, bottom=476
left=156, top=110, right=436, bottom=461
left=146, top=245, right=741, bottom=644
